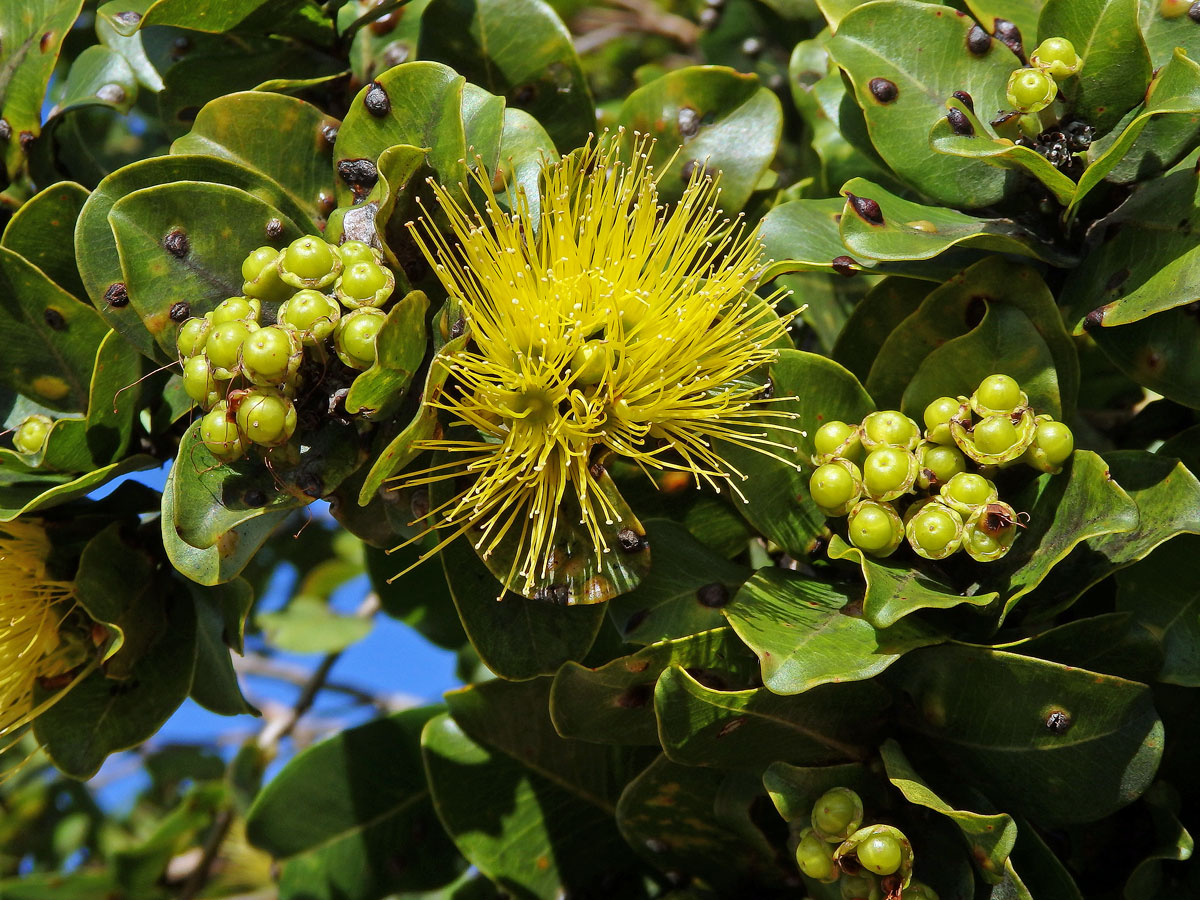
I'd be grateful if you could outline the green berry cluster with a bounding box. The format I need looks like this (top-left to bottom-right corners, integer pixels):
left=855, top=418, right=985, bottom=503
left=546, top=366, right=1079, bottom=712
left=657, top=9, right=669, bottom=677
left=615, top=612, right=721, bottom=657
left=808, top=374, right=1073, bottom=562
left=793, top=788, right=935, bottom=899
left=1006, top=36, right=1081, bottom=113
left=10, top=414, right=53, bottom=455
left=176, top=236, right=395, bottom=464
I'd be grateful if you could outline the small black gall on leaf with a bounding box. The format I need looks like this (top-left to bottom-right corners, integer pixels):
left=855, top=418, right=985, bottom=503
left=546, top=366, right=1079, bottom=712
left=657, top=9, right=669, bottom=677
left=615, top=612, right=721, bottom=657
left=947, top=108, right=974, bottom=135
left=104, top=282, right=129, bottom=308
left=966, top=24, right=991, bottom=55
left=364, top=81, right=391, bottom=117
left=114, top=10, right=142, bottom=26
left=449, top=314, right=466, bottom=339
left=1190, top=1, right=1200, bottom=21
left=624, top=608, right=650, bottom=634
left=831, top=255, right=857, bottom=277
left=868, top=77, right=898, bottom=103
left=163, top=229, right=189, bottom=258
left=510, top=83, right=538, bottom=107
left=678, top=106, right=701, bottom=137
left=0, top=119, right=10, bottom=141
left=992, top=18, right=1025, bottom=61
left=616, top=528, right=646, bottom=553
left=1045, top=709, right=1072, bottom=734
left=680, top=159, right=706, bottom=181
left=1084, top=306, right=1106, bottom=330
left=43, top=308, right=66, bottom=331
left=266, top=217, right=284, bottom=239
left=338, top=158, right=379, bottom=196
left=168, top=301, right=190, bottom=323
left=18, top=130, right=35, bottom=151
left=616, top=683, right=653, bottom=709
left=696, top=582, right=730, bottom=608
left=320, top=122, right=339, bottom=147
left=244, top=489, right=267, bottom=507
left=846, top=193, right=884, bottom=225
left=952, top=90, right=974, bottom=111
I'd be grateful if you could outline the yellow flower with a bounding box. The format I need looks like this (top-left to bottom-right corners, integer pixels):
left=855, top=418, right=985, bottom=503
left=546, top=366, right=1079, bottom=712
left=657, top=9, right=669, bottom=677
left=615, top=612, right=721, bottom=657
left=398, top=133, right=796, bottom=597
left=0, top=521, right=90, bottom=741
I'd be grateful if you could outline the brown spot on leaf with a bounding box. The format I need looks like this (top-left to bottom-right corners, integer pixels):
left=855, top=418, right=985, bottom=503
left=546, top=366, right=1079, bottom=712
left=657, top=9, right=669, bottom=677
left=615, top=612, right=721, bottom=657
left=616, top=683, right=653, bottom=709
left=947, top=108, right=974, bottom=135
left=868, top=78, right=898, bottom=103
left=846, top=193, right=884, bottom=225
left=831, top=255, right=857, bottom=276
left=1083, top=306, right=1107, bottom=330
left=43, top=308, right=66, bottom=331
left=266, top=217, right=284, bottom=239
left=718, top=717, right=747, bottom=737
left=163, top=229, right=190, bottom=257
left=364, top=81, right=391, bottom=116
left=39, top=32, right=54, bottom=53
left=967, top=24, right=991, bottom=55
left=696, top=582, right=730, bottom=608
left=105, top=282, right=129, bottom=307
left=1045, top=709, right=1071, bottom=734
left=169, top=301, right=190, bottom=322
left=616, top=528, right=646, bottom=552
left=678, top=106, right=701, bottom=137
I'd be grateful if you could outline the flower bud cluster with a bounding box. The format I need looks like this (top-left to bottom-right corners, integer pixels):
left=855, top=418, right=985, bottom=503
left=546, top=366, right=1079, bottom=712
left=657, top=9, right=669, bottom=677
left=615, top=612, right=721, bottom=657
left=808, top=374, right=1073, bottom=562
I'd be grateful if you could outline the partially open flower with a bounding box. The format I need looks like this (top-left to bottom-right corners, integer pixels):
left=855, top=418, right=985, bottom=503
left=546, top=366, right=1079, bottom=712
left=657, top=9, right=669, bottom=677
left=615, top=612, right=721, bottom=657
left=394, top=133, right=797, bottom=597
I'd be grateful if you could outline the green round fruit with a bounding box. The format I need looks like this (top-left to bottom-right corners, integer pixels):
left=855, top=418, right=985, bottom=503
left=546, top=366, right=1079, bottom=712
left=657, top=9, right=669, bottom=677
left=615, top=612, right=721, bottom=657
left=857, top=834, right=902, bottom=876
left=906, top=501, right=963, bottom=560
left=942, top=472, right=996, bottom=510
left=813, top=420, right=862, bottom=462
left=176, top=316, right=211, bottom=358
left=334, top=308, right=386, bottom=369
left=1035, top=420, right=1074, bottom=466
left=200, top=403, right=244, bottom=463
left=1006, top=67, right=1057, bottom=113
left=962, top=500, right=1021, bottom=562
left=974, top=374, right=1023, bottom=413
left=904, top=881, right=939, bottom=900
left=241, top=246, right=279, bottom=282
left=210, top=296, right=259, bottom=326
left=335, top=239, right=379, bottom=267
left=917, top=443, right=966, bottom=488
left=336, top=260, right=395, bottom=309
left=205, top=321, right=253, bottom=373
left=13, top=414, right=52, bottom=454
left=973, top=415, right=1020, bottom=455
left=278, top=289, right=341, bottom=344
left=839, top=873, right=880, bottom=900
left=794, top=829, right=837, bottom=882
left=811, top=462, right=861, bottom=513
left=922, top=396, right=960, bottom=445
left=183, top=354, right=222, bottom=408
left=811, top=788, right=862, bottom=842
left=279, top=236, right=342, bottom=288
left=235, top=390, right=296, bottom=447
left=861, top=447, right=916, bottom=501
left=1031, top=37, right=1081, bottom=78
left=241, top=325, right=300, bottom=385
left=847, top=500, right=902, bottom=556
left=861, top=410, right=918, bottom=450
left=241, top=246, right=291, bottom=302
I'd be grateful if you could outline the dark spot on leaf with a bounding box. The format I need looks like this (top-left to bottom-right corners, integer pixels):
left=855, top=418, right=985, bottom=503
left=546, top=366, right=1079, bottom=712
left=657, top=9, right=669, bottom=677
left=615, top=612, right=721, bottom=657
left=616, top=683, right=652, bottom=709
left=831, top=255, right=857, bottom=276
left=534, top=583, right=571, bottom=604
left=1105, top=268, right=1129, bottom=293
left=991, top=110, right=1020, bottom=128
left=409, top=488, right=430, bottom=519
left=952, top=90, right=974, bottom=112
left=696, top=582, right=730, bottom=608
left=244, top=489, right=267, bottom=507
left=97, top=83, right=126, bottom=104
left=319, top=121, right=339, bottom=148
left=449, top=314, right=465, bottom=339
left=18, top=131, right=35, bottom=151
left=1045, top=709, right=1071, bottom=734
left=105, top=282, right=129, bottom=308
left=370, top=9, right=400, bottom=35
left=0, top=119, right=11, bottom=141
left=1145, top=349, right=1164, bottom=371
left=1190, top=1, right=1200, bottom=22
left=965, top=295, right=988, bottom=328
left=992, top=19, right=1025, bottom=62
left=846, top=193, right=884, bottom=225
left=967, top=24, right=991, bottom=55
left=338, top=158, right=379, bottom=197
left=680, top=159, right=706, bottom=181
left=382, top=41, right=410, bottom=67
left=39, top=32, right=54, bottom=53
left=171, top=36, right=191, bottom=59
left=177, top=106, right=199, bottom=124
left=760, top=377, right=774, bottom=399
left=624, top=608, right=650, bottom=634
left=169, top=301, right=191, bottom=323
left=163, top=229, right=190, bottom=258
left=947, top=108, right=974, bottom=135
left=617, top=528, right=645, bottom=552
left=115, top=10, right=142, bottom=26
left=678, top=106, right=701, bottom=137
left=868, top=78, right=898, bottom=103
left=718, top=716, right=747, bottom=737
left=43, top=308, right=66, bottom=331
left=318, top=189, right=336, bottom=215
left=266, top=218, right=284, bottom=239
left=686, top=668, right=728, bottom=691
left=1083, top=306, right=1106, bottom=330
left=364, top=81, right=391, bottom=116
left=297, top=473, right=323, bottom=499
left=510, top=83, right=538, bottom=107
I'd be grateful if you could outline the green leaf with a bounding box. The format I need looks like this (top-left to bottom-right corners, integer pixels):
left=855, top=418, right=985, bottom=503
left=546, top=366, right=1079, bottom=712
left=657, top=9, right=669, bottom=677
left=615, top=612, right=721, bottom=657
left=425, top=679, right=652, bottom=900
left=345, top=290, right=429, bottom=418
left=719, top=349, right=873, bottom=559
left=880, top=738, right=1017, bottom=882
left=0, top=245, right=110, bottom=412
left=763, top=759, right=884, bottom=822
left=827, top=535, right=997, bottom=628
left=620, top=65, right=783, bottom=213
left=1090, top=303, right=1200, bottom=408
left=439, top=527, right=606, bottom=680
left=259, top=596, right=374, bottom=655
left=965, top=0, right=1043, bottom=41
left=1038, top=0, right=1152, bottom=135
left=1117, top=535, right=1200, bottom=687
left=929, top=96, right=1077, bottom=206
left=837, top=177, right=1075, bottom=267
left=108, top=180, right=305, bottom=361
left=887, top=643, right=1163, bottom=827
left=170, top=91, right=340, bottom=229
left=142, top=0, right=309, bottom=32
left=605, top=518, right=751, bottom=646
left=550, top=627, right=758, bottom=745
left=724, top=568, right=942, bottom=695
left=0, top=180, right=89, bottom=299
left=189, top=579, right=256, bottom=715
left=655, top=664, right=887, bottom=769
left=828, top=0, right=1019, bottom=208
left=1124, top=783, right=1195, bottom=899
left=54, top=45, right=138, bottom=116
left=0, top=455, right=157, bottom=523
left=831, top=276, right=932, bottom=383
left=1010, top=612, right=1164, bottom=685
left=616, top=755, right=787, bottom=893
left=418, top=0, right=591, bottom=151
left=33, top=589, right=197, bottom=779
left=76, top=153, right=314, bottom=360
left=1140, top=0, right=1200, bottom=67
left=1071, top=49, right=1200, bottom=217
left=247, top=706, right=463, bottom=899
left=96, top=1, right=164, bottom=93
left=0, top=0, right=86, bottom=177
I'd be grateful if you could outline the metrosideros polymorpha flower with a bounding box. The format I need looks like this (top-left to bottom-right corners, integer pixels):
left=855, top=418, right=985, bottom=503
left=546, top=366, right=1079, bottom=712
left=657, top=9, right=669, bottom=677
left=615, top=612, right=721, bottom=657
left=392, top=133, right=798, bottom=600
